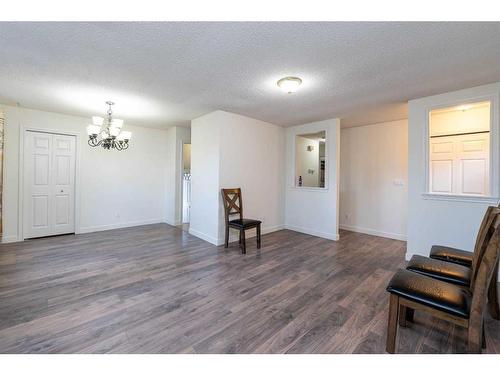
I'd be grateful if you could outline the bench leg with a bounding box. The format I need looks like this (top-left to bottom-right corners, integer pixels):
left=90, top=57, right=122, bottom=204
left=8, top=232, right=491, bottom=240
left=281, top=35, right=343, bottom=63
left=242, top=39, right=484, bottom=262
left=386, top=294, right=399, bottom=353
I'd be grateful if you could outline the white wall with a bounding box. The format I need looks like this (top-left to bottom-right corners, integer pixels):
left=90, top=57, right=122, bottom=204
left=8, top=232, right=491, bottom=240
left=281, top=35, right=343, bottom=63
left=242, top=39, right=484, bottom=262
left=340, top=120, right=408, bottom=241
left=1, top=104, right=171, bottom=242
left=407, top=82, right=500, bottom=260
left=164, top=126, right=191, bottom=225
left=217, top=111, right=285, bottom=242
left=190, top=110, right=285, bottom=245
left=285, top=118, right=340, bottom=240
left=189, top=111, right=222, bottom=244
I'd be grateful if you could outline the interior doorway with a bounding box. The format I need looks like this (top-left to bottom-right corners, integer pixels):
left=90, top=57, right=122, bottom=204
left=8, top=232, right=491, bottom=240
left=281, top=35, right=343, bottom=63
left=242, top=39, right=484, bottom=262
left=181, top=143, right=191, bottom=232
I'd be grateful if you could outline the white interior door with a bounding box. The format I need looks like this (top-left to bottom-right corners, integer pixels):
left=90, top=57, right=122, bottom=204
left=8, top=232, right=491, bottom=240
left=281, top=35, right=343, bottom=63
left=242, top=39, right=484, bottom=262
left=24, top=131, right=76, bottom=239
left=429, top=132, right=489, bottom=196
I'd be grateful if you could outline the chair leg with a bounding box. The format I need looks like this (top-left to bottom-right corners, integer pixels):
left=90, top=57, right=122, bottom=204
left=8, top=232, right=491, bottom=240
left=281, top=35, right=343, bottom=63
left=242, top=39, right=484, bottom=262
left=482, top=324, right=487, bottom=349
left=224, top=225, right=229, bottom=248
left=256, top=224, right=261, bottom=249
left=398, top=305, right=407, bottom=327
left=406, top=307, right=415, bottom=322
left=488, top=262, right=500, bottom=320
left=467, top=321, right=483, bottom=353
left=241, top=229, right=246, bottom=254
left=386, top=294, right=399, bottom=354
left=239, top=230, right=242, bottom=244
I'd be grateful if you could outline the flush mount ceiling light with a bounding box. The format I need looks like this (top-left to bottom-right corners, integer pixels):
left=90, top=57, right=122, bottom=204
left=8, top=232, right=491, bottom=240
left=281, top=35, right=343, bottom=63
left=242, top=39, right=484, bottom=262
left=86, top=101, right=131, bottom=151
left=277, top=76, right=302, bottom=94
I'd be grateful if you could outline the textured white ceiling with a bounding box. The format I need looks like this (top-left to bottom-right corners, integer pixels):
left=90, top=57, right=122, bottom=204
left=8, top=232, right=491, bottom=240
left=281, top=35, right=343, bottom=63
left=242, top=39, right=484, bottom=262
left=1, top=22, right=500, bottom=129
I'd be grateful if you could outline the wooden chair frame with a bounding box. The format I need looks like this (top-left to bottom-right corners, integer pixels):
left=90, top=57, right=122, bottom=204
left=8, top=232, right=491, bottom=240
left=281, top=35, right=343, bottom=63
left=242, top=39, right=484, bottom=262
left=221, top=188, right=261, bottom=254
left=387, top=217, right=500, bottom=354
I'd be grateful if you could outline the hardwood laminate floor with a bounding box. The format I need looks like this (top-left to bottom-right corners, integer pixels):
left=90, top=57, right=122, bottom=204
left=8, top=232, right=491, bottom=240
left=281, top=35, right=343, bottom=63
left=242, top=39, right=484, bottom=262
left=1, top=224, right=499, bottom=353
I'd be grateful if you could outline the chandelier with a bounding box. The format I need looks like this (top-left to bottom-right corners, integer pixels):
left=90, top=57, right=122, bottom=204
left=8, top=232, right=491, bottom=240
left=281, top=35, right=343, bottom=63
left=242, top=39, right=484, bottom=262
left=86, top=101, right=131, bottom=150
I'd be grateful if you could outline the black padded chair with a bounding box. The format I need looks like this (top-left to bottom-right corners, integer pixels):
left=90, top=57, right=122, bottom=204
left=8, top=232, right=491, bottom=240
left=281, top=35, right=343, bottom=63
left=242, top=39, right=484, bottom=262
left=385, top=220, right=500, bottom=353
left=221, top=188, right=261, bottom=254
left=429, top=203, right=500, bottom=266
left=406, top=206, right=500, bottom=319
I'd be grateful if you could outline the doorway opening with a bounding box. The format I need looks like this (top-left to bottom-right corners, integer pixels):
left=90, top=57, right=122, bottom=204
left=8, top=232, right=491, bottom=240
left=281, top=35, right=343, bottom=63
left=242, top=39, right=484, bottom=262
left=180, top=143, right=191, bottom=232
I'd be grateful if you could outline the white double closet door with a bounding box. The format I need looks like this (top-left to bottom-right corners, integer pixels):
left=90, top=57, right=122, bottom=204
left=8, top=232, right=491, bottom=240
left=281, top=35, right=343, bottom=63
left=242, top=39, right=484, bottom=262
left=23, top=131, right=76, bottom=239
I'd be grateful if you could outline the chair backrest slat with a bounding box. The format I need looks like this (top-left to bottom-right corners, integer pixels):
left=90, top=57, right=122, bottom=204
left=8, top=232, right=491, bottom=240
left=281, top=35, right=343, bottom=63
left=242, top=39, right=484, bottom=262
left=469, top=217, right=500, bottom=327
left=470, top=210, right=500, bottom=290
left=470, top=207, right=500, bottom=282
left=221, top=188, right=243, bottom=223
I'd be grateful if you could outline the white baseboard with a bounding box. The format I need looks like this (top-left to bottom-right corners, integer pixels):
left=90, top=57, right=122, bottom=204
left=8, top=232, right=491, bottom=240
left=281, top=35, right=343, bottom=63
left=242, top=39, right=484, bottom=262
left=188, top=227, right=219, bottom=245
left=284, top=225, right=339, bottom=241
left=189, top=225, right=285, bottom=246
left=223, top=224, right=285, bottom=246
left=78, top=219, right=164, bottom=234
left=0, top=234, right=21, bottom=243
left=339, top=224, right=407, bottom=241
left=164, top=218, right=182, bottom=226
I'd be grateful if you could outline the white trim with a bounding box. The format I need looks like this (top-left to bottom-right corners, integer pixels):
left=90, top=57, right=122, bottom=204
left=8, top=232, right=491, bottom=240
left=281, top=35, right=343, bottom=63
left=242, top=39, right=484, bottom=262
left=79, top=219, right=164, bottom=234
left=165, top=218, right=182, bottom=226
left=179, top=140, right=191, bottom=225
left=288, top=186, right=330, bottom=193
left=1, top=234, right=21, bottom=243
left=284, top=224, right=338, bottom=241
left=189, top=225, right=285, bottom=246
left=422, top=193, right=500, bottom=204
left=188, top=227, right=219, bottom=245
left=18, top=126, right=82, bottom=240
left=339, top=224, right=407, bottom=241
left=423, top=93, right=500, bottom=200
left=223, top=224, right=285, bottom=246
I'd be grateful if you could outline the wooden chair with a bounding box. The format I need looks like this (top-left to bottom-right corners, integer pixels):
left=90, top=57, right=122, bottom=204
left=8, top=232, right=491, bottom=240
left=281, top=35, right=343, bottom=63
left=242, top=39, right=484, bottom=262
left=386, top=215, right=500, bottom=353
left=406, top=206, right=500, bottom=320
left=429, top=203, right=500, bottom=267
left=221, top=188, right=262, bottom=254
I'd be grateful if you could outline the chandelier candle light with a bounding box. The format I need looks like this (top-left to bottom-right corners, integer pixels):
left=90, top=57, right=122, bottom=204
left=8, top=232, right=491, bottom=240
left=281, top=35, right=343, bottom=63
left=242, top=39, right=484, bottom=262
left=86, top=101, right=131, bottom=151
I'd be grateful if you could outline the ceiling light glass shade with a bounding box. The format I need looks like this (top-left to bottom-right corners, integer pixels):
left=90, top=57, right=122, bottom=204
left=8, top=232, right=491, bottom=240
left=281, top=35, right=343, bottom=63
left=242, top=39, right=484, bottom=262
left=109, top=126, right=120, bottom=137
left=101, top=131, right=109, bottom=139
left=92, top=116, right=104, bottom=126
left=111, top=118, right=124, bottom=128
left=87, top=124, right=101, bottom=136
left=277, top=76, right=302, bottom=93
left=119, top=131, right=132, bottom=141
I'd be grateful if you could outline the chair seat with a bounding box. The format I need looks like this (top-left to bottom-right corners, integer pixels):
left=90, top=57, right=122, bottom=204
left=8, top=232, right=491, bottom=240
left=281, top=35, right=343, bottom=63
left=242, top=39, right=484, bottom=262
left=386, top=269, right=471, bottom=318
left=229, top=218, right=262, bottom=228
left=429, top=245, right=473, bottom=267
left=407, top=255, right=472, bottom=286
